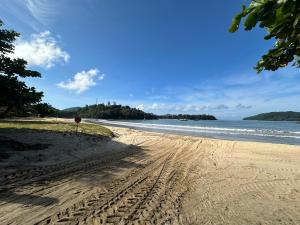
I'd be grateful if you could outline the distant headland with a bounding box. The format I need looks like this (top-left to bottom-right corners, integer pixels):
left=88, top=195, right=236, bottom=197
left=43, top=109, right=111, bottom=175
left=243, top=111, right=300, bottom=121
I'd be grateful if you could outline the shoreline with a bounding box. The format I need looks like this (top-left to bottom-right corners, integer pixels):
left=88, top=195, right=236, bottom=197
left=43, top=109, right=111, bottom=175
left=87, top=118, right=300, bottom=146
left=104, top=123, right=300, bottom=153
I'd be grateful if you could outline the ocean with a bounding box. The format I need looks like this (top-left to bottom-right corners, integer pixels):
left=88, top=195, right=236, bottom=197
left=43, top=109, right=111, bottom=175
left=91, top=119, right=300, bottom=145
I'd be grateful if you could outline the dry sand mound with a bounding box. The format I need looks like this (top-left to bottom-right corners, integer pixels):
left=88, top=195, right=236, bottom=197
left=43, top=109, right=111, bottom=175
left=0, top=125, right=300, bottom=225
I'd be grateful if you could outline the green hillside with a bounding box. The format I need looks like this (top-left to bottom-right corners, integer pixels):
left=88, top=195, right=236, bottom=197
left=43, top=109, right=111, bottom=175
left=58, top=104, right=217, bottom=120
left=244, top=111, right=300, bottom=121
left=59, top=104, right=158, bottom=120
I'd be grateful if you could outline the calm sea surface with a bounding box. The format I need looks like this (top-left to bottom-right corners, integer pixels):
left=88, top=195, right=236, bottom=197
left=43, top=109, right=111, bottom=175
left=91, top=119, right=300, bottom=145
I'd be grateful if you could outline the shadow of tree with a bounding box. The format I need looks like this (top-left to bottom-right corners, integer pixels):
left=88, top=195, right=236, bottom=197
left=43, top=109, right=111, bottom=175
left=0, top=127, right=149, bottom=208
left=0, top=191, right=58, bottom=206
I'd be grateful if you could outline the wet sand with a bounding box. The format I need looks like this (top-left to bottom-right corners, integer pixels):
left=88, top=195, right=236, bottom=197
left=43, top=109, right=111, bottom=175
left=0, top=122, right=300, bottom=224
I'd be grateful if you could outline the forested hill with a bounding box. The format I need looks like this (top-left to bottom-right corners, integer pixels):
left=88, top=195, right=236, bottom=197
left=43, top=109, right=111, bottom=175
left=58, top=104, right=217, bottom=120
left=60, top=104, right=157, bottom=120
left=243, top=111, right=300, bottom=121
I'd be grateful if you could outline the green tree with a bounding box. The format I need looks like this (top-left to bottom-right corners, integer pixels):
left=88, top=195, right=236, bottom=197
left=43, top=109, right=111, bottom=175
left=32, top=103, right=58, bottom=117
left=0, top=19, right=43, bottom=117
left=229, top=0, right=300, bottom=73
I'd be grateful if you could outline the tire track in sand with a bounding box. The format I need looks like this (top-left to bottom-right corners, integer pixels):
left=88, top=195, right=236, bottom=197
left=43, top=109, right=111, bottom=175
left=35, top=151, right=187, bottom=225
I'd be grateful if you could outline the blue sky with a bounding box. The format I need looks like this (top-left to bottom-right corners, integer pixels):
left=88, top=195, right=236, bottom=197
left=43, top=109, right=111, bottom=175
left=1, top=0, right=299, bottom=119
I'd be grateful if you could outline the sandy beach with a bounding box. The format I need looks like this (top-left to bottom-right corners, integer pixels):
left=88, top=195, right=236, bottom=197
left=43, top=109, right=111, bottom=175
left=0, top=120, right=300, bottom=225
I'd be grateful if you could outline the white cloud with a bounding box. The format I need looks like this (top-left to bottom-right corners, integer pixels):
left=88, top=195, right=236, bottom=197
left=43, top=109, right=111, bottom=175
left=224, top=73, right=261, bottom=86
left=135, top=103, right=208, bottom=113
left=136, top=104, right=144, bottom=110
left=98, top=74, right=105, bottom=80
left=148, top=95, right=169, bottom=100
left=0, top=1, right=61, bottom=31
left=25, top=0, right=60, bottom=26
left=211, top=104, right=229, bottom=110
left=149, top=103, right=159, bottom=109
left=57, top=69, right=104, bottom=94
left=137, top=103, right=167, bottom=111
left=11, top=31, right=70, bottom=68
left=175, top=104, right=207, bottom=112
left=236, top=104, right=252, bottom=109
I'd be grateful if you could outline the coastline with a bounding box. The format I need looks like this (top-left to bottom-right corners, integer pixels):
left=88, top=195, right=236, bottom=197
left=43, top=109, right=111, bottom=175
left=104, top=123, right=300, bottom=155
left=88, top=118, right=300, bottom=145
left=1, top=118, right=300, bottom=224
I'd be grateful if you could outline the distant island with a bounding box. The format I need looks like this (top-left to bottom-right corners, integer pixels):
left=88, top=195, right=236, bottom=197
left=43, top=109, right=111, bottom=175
left=57, top=104, right=217, bottom=120
left=244, top=111, right=300, bottom=121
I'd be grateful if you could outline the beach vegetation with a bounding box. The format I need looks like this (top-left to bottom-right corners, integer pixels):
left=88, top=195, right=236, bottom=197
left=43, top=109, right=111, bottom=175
left=31, top=103, right=59, bottom=118
left=230, top=0, right=300, bottom=73
left=0, top=19, right=44, bottom=117
left=0, top=120, right=114, bottom=137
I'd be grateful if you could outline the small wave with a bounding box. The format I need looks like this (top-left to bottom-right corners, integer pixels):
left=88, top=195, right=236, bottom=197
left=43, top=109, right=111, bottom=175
left=97, top=120, right=257, bottom=132
left=96, top=119, right=300, bottom=140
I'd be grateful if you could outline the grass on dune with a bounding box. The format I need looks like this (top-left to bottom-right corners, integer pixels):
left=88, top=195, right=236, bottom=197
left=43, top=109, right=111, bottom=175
left=0, top=120, right=114, bottom=137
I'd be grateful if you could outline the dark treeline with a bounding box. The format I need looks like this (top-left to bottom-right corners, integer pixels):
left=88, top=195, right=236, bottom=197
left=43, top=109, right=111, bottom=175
left=59, top=104, right=158, bottom=120
left=58, top=104, right=217, bottom=120
left=158, top=114, right=217, bottom=120
left=0, top=102, right=58, bottom=118
left=2, top=100, right=218, bottom=120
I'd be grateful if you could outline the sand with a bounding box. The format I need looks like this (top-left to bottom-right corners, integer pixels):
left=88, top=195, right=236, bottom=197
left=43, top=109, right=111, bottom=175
left=0, top=122, right=300, bottom=225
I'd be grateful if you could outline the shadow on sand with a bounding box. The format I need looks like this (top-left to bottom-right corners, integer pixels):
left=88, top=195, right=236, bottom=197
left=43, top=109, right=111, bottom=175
left=0, top=191, right=58, bottom=206
left=0, top=127, right=149, bottom=207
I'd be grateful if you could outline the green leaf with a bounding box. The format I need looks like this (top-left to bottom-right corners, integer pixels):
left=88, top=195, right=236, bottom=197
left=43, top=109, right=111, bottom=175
left=229, top=13, right=243, bottom=32
left=293, top=17, right=299, bottom=28
left=244, top=7, right=260, bottom=30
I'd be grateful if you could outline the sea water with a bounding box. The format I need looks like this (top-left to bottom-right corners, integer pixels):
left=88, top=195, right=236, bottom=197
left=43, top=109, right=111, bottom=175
left=92, top=119, right=300, bottom=145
